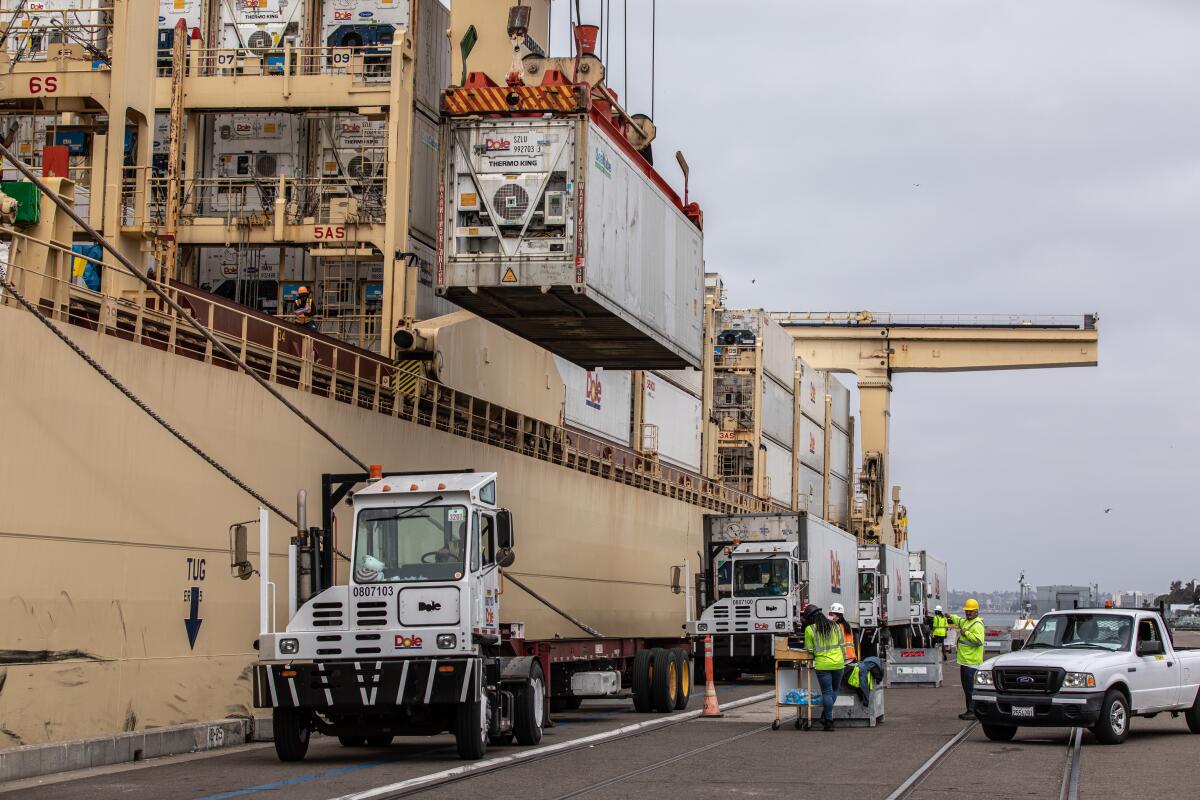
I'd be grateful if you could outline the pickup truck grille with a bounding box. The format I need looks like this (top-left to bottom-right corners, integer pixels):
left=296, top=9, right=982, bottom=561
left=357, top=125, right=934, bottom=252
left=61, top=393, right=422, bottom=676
left=994, top=667, right=1064, bottom=694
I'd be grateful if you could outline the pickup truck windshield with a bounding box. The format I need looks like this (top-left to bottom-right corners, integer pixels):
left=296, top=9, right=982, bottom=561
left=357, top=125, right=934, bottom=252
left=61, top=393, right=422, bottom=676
left=734, top=558, right=789, bottom=597
left=354, top=505, right=468, bottom=583
left=1025, top=614, right=1133, bottom=652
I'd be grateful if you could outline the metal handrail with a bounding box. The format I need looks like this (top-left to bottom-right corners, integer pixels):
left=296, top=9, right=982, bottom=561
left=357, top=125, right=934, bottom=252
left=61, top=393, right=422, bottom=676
left=0, top=236, right=776, bottom=516
left=2, top=7, right=114, bottom=65
left=770, top=311, right=1097, bottom=330
left=157, top=44, right=398, bottom=81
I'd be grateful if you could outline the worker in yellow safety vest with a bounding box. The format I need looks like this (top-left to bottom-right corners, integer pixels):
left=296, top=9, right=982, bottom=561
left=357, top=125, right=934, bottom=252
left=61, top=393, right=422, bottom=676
left=947, top=599, right=986, bottom=720
left=931, top=605, right=948, bottom=656
left=804, top=605, right=847, bottom=732
left=829, top=602, right=857, bottom=662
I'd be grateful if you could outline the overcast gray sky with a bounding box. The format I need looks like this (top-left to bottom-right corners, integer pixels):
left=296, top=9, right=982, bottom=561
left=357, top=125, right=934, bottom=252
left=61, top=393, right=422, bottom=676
left=546, top=1, right=1200, bottom=594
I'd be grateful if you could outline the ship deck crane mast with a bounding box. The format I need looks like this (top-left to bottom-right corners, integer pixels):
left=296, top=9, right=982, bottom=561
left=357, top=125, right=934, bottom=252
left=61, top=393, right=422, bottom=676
left=773, top=312, right=1099, bottom=545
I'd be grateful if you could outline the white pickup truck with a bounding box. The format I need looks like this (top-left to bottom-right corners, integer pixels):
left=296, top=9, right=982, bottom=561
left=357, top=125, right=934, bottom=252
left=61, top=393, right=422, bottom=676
left=972, top=609, right=1200, bottom=744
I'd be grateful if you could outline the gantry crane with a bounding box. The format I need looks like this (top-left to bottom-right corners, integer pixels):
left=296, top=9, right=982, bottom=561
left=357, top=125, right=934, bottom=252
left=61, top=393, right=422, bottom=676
left=773, top=312, right=1099, bottom=545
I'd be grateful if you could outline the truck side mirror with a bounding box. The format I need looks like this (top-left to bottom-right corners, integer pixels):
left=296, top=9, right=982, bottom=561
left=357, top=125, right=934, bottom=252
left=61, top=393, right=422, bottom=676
left=881, top=575, right=889, bottom=593
left=229, top=524, right=252, bottom=580
left=496, top=509, right=516, bottom=567
left=669, top=565, right=683, bottom=595
left=1136, top=639, right=1163, bottom=657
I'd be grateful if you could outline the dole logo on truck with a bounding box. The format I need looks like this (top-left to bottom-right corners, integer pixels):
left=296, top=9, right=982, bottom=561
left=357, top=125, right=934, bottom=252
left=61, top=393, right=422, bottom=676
left=395, top=635, right=423, bottom=649
left=830, top=551, right=842, bottom=594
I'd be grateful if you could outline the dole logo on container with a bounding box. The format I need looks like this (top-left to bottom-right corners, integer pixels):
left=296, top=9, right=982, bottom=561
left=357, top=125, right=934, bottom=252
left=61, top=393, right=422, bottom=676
left=484, top=137, right=511, bottom=152
left=830, top=551, right=842, bottom=594
left=585, top=371, right=603, bottom=410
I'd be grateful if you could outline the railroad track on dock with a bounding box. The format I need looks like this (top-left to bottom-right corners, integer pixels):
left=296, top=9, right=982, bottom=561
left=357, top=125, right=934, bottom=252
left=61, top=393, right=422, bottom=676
left=885, top=723, right=1084, bottom=800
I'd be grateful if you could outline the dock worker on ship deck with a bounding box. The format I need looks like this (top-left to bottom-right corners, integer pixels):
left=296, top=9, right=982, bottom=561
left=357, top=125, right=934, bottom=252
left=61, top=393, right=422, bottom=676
left=293, top=286, right=317, bottom=331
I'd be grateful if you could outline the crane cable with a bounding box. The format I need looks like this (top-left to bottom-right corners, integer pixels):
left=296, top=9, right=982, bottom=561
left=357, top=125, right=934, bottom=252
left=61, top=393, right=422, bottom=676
left=0, top=270, right=299, bottom=529
left=0, top=141, right=370, bottom=474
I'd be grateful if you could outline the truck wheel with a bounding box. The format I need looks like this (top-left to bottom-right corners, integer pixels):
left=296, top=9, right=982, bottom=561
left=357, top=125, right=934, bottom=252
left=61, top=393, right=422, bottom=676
left=366, top=735, right=393, bottom=747
left=651, top=648, right=678, bottom=713
left=1091, top=690, right=1130, bottom=745
left=513, top=661, right=545, bottom=745
left=672, top=650, right=691, bottom=710
left=631, top=649, right=655, bottom=712
left=454, top=695, right=488, bottom=760
left=1185, top=689, right=1200, bottom=734
left=338, top=735, right=366, bottom=747
left=272, top=708, right=310, bottom=762
left=982, top=724, right=1017, bottom=742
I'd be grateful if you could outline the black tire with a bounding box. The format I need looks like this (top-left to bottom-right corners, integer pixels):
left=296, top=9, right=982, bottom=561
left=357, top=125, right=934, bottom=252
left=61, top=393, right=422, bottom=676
left=651, top=648, right=678, bottom=713
left=672, top=650, right=691, bottom=710
left=982, top=724, right=1017, bottom=742
left=631, top=648, right=655, bottom=713
left=338, top=735, right=366, bottom=747
left=1185, top=689, right=1200, bottom=734
left=365, top=735, right=393, bottom=747
left=454, top=696, right=488, bottom=760
left=513, top=662, right=545, bottom=746
left=272, top=708, right=310, bottom=762
left=1091, top=689, right=1130, bottom=745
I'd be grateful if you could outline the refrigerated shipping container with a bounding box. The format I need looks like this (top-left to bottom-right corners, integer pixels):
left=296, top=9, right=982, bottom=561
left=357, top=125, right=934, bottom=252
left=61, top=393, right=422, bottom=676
left=826, top=474, right=850, bottom=529
left=798, top=413, right=824, bottom=473
left=554, top=358, right=632, bottom=447
left=641, top=372, right=702, bottom=472
left=761, top=374, right=794, bottom=449
left=829, top=373, right=851, bottom=432
left=798, top=462, right=824, bottom=518
left=438, top=113, right=704, bottom=370
left=798, top=360, right=826, bottom=424
left=829, top=425, right=851, bottom=479
left=216, top=0, right=304, bottom=51
left=763, top=438, right=793, bottom=507
left=908, top=551, right=949, bottom=622
left=716, top=308, right=796, bottom=388
left=706, top=512, right=860, bottom=625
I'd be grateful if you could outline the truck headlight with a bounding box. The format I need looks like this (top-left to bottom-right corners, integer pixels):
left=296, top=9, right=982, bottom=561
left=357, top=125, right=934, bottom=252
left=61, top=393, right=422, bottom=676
left=1063, top=672, right=1096, bottom=688
left=436, top=634, right=457, bottom=649
left=696, top=623, right=708, bottom=632
left=974, top=670, right=993, bottom=686
left=279, top=638, right=299, bottom=655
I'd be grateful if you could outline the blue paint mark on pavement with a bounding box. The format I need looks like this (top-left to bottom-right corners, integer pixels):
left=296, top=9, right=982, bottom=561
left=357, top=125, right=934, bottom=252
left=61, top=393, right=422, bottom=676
left=193, top=759, right=391, bottom=800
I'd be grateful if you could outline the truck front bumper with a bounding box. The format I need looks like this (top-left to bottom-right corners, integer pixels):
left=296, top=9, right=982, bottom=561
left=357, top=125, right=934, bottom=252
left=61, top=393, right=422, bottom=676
left=253, top=657, right=481, bottom=710
left=972, top=690, right=1103, bottom=727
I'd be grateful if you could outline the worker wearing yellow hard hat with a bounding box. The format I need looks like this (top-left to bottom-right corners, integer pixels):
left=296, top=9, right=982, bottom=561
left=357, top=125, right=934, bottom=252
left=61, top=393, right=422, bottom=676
left=947, top=598, right=985, bottom=720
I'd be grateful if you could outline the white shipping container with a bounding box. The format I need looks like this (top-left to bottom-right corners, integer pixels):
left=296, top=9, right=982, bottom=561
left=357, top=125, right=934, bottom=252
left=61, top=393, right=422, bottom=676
left=798, top=360, right=826, bottom=424
left=410, top=0, right=449, bottom=116
left=655, top=367, right=703, bottom=397
left=321, top=0, right=410, bottom=45
left=761, top=374, right=794, bottom=448
left=828, top=373, right=851, bottom=432
left=763, top=439, right=793, bottom=507
left=798, top=413, right=824, bottom=473
left=409, top=238, right=458, bottom=321
left=198, top=246, right=305, bottom=285
left=160, top=0, right=202, bottom=37
left=826, top=475, right=850, bottom=529
left=908, top=551, right=949, bottom=620
left=2, top=0, right=110, bottom=57
left=554, top=358, right=632, bottom=446
left=642, top=372, right=702, bottom=472
left=408, top=109, right=441, bottom=245
left=798, top=463, right=824, bottom=518
left=440, top=116, right=704, bottom=369
left=217, top=0, right=303, bottom=51
left=829, top=425, right=851, bottom=479
left=762, top=314, right=797, bottom=389
left=207, top=113, right=300, bottom=213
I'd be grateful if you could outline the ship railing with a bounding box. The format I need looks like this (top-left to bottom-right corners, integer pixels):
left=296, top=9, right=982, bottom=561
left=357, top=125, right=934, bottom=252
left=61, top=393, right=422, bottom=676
left=771, top=311, right=1097, bottom=330
left=130, top=175, right=389, bottom=229
left=0, top=7, right=114, bottom=68
left=0, top=236, right=776, bottom=516
left=156, top=44, right=396, bottom=82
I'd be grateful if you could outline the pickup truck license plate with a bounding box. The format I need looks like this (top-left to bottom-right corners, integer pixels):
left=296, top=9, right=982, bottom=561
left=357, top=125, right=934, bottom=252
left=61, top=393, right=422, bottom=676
left=1011, top=706, right=1035, bottom=718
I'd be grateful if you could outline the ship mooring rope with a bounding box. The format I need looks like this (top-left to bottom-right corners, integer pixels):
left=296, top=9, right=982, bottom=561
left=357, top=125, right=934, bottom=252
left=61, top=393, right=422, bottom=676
left=0, top=141, right=370, bottom=474
left=0, top=272, right=300, bottom=529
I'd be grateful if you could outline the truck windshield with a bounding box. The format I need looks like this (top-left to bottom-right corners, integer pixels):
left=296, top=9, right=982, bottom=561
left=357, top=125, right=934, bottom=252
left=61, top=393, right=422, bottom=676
left=910, top=580, right=923, bottom=605
left=354, top=505, right=468, bottom=583
left=1024, top=614, right=1133, bottom=652
left=859, top=572, right=875, bottom=602
left=733, top=558, right=789, bottom=597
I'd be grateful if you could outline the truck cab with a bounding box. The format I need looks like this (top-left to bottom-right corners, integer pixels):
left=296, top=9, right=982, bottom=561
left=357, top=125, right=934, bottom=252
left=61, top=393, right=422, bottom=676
left=689, top=541, right=802, bottom=644
left=857, top=543, right=909, bottom=654
left=254, top=471, right=545, bottom=762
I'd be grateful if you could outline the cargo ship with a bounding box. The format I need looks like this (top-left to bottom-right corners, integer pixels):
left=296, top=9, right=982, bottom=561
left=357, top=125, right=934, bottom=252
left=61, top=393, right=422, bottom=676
left=0, top=0, right=866, bottom=748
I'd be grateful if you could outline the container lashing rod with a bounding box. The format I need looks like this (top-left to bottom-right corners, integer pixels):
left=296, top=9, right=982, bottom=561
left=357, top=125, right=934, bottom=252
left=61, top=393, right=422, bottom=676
left=0, top=142, right=371, bottom=475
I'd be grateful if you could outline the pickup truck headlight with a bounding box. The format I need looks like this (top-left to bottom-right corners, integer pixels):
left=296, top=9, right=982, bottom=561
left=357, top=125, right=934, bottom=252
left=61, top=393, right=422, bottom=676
left=974, top=670, right=993, bottom=686
left=1063, top=672, right=1096, bottom=689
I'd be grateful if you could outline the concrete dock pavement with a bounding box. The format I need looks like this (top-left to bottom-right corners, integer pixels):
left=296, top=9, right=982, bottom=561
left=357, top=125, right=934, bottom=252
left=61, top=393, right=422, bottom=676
left=2, top=652, right=1198, bottom=800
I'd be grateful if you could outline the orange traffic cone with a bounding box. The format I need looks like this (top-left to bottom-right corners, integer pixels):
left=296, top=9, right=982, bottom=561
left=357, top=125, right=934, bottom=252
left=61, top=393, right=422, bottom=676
left=701, top=634, right=723, bottom=718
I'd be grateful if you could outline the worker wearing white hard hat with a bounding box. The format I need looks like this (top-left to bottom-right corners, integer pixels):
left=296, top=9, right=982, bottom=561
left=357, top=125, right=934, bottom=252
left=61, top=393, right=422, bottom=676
left=828, top=602, right=857, bottom=663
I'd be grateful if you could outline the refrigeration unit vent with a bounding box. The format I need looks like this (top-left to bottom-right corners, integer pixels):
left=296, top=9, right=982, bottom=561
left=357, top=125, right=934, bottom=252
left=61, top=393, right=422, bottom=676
left=247, top=31, right=272, bottom=52
left=493, top=183, right=530, bottom=222
left=256, top=154, right=277, bottom=177
left=347, top=155, right=375, bottom=179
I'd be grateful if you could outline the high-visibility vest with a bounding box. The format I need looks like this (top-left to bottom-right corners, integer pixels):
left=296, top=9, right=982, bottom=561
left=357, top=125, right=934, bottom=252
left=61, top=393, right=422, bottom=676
left=932, top=613, right=948, bottom=638
left=805, top=624, right=846, bottom=670
left=843, top=626, right=858, bottom=661
left=949, top=614, right=986, bottom=665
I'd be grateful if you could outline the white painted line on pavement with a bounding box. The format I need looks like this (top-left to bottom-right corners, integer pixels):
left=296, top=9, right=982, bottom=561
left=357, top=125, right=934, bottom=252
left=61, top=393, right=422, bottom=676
left=328, top=691, right=774, bottom=800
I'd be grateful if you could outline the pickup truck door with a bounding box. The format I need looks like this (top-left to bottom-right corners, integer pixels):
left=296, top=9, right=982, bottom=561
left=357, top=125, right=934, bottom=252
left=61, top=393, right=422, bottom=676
left=1132, top=617, right=1179, bottom=710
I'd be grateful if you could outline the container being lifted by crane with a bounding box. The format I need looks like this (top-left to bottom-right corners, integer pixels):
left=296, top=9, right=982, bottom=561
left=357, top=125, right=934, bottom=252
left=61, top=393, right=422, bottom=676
left=435, top=10, right=704, bottom=370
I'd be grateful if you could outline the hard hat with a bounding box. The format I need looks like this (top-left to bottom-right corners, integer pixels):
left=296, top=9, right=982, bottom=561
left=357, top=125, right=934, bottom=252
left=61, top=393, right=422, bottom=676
left=829, top=602, right=845, bottom=615
left=964, top=598, right=980, bottom=612
left=297, top=285, right=309, bottom=294
left=935, top=605, right=943, bottom=612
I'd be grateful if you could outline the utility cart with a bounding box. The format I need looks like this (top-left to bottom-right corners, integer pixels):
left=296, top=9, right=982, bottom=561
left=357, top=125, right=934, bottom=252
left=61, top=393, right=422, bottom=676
left=771, top=636, right=815, bottom=731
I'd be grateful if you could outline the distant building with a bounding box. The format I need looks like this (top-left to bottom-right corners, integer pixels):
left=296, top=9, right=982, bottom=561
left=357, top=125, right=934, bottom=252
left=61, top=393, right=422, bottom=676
left=1117, top=591, right=1147, bottom=609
